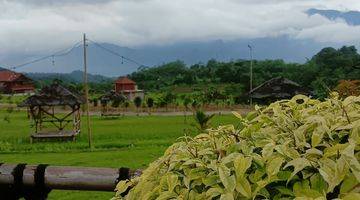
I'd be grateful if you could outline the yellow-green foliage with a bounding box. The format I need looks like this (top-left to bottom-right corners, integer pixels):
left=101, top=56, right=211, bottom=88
left=114, top=94, right=360, bottom=200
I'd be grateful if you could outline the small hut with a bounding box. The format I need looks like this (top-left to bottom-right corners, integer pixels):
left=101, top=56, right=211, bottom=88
left=99, top=90, right=126, bottom=117
left=19, top=83, right=84, bottom=143
left=249, top=77, right=311, bottom=104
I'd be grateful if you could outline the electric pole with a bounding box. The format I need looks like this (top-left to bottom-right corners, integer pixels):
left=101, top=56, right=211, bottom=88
left=83, top=33, right=92, bottom=149
left=248, top=45, right=253, bottom=107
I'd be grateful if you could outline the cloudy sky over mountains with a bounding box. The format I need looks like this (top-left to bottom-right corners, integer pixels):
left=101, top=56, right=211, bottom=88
left=1, top=0, right=359, bottom=54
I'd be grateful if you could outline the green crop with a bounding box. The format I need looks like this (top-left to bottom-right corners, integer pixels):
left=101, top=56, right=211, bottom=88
left=114, top=93, right=360, bottom=200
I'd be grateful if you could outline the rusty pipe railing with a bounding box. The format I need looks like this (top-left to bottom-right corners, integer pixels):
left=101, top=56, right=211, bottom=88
left=0, top=163, right=141, bottom=199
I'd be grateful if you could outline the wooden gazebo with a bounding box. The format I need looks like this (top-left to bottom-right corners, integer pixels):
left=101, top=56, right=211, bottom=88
left=19, top=83, right=84, bottom=143
left=248, top=77, right=311, bottom=104
left=99, top=90, right=126, bottom=117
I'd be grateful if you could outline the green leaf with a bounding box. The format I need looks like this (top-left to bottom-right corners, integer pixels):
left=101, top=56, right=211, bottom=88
left=202, top=174, right=220, bottom=187
left=311, top=124, right=327, bottom=148
left=218, top=165, right=236, bottom=192
left=234, top=155, right=252, bottom=178
left=220, top=192, right=234, bottom=200
left=340, top=173, right=359, bottom=194
left=235, top=176, right=252, bottom=198
left=310, top=173, right=327, bottom=194
left=318, top=157, right=349, bottom=193
left=166, top=174, right=178, bottom=192
left=341, top=141, right=360, bottom=182
left=284, top=157, right=311, bottom=182
left=232, top=111, right=243, bottom=120
left=262, top=142, right=275, bottom=160
left=323, top=144, right=349, bottom=158
left=206, top=186, right=224, bottom=199
left=157, top=191, right=177, bottom=200
left=342, top=193, right=360, bottom=200
left=275, top=186, right=294, bottom=197
left=293, top=180, right=325, bottom=199
left=115, top=180, right=131, bottom=194
left=266, top=156, right=284, bottom=177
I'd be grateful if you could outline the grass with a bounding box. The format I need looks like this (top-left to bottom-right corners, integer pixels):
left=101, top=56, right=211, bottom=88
left=0, top=94, right=29, bottom=104
left=0, top=109, right=240, bottom=199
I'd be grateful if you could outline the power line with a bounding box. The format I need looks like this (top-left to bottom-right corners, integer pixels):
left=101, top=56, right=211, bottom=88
left=2, top=38, right=149, bottom=72
left=87, top=39, right=147, bottom=67
left=7, top=41, right=82, bottom=71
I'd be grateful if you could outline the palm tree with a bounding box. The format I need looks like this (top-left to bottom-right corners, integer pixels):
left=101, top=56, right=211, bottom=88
left=193, top=110, right=215, bottom=131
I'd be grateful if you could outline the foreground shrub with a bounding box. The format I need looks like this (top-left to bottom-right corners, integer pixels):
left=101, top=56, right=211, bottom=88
left=115, top=93, right=360, bottom=200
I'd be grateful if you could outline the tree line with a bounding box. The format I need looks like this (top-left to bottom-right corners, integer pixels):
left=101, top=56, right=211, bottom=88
left=129, top=46, right=360, bottom=99
left=29, top=45, right=360, bottom=101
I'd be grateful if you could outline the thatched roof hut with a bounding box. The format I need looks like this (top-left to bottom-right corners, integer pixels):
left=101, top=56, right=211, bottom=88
left=19, top=83, right=84, bottom=107
left=99, top=90, right=126, bottom=103
left=19, top=83, right=84, bottom=143
left=249, top=77, right=311, bottom=103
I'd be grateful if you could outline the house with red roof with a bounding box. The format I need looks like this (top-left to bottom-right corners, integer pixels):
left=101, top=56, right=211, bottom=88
left=115, top=77, right=144, bottom=100
left=0, top=70, right=35, bottom=94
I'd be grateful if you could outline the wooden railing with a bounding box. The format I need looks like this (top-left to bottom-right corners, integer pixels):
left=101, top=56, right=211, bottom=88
left=0, top=163, right=141, bottom=199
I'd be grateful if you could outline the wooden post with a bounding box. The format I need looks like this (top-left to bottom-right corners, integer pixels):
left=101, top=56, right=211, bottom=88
left=248, top=45, right=253, bottom=107
left=83, top=33, right=92, bottom=149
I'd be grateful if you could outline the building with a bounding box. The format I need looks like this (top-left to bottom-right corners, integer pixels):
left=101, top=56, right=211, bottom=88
left=248, top=77, right=311, bottom=103
left=114, top=77, right=144, bottom=100
left=0, top=70, right=35, bottom=94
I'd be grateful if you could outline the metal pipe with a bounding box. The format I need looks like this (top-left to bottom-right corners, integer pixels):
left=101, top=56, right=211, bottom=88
left=0, top=164, right=140, bottom=192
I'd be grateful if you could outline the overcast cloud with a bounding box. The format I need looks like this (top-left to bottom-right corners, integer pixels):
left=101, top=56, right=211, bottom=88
left=0, top=0, right=359, bottom=54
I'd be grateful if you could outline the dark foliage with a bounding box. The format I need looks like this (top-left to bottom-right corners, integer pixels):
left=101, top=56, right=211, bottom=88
left=129, top=46, right=360, bottom=99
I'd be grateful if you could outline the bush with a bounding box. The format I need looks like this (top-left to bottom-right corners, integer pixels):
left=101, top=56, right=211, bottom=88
left=134, top=97, right=142, bottom=109
left=93, top=98, right=98, bottom=107
left=147, top=97, right=154, bottom=109
left=115, top=93, right=360, bottom=200
left=112, top=99, right=121, bottom=108
left=335, top=80, right=360, bottom=98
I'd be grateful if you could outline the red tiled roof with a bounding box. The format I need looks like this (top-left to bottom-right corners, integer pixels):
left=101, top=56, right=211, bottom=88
left=115, top=77, right=136, bottom=84
left=0, top=70, right=22, bottom=82
left=11, top=85, right=35, bottom=91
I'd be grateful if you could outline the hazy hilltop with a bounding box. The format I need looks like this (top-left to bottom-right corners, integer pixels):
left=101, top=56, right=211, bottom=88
left=0, top=38, right=335, bottom=76
left=25, top=70, right=114, bottom=83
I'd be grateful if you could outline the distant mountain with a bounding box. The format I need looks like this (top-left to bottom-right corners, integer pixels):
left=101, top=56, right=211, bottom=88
left=26, top=70, right=114, bottom=83
left=307, top=9, right=360, bottom=25
left=0, top=36, right=334, bottom=76
left=3, top=7, right=360, bottom=77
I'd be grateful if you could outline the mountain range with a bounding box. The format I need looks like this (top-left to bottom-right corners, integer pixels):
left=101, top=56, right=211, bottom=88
left=307, top=8, right=360, bottom=25
left=0, top=8, right=359, bottom=77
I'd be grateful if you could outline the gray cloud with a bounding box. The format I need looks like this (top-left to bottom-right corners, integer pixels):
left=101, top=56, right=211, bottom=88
left=0, top=0, right=359, bottom=54
left=3, top=0, right=115, bottom=6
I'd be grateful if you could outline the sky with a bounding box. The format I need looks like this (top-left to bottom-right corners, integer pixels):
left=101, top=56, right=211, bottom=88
left=0, top=0, right=360, bottom=54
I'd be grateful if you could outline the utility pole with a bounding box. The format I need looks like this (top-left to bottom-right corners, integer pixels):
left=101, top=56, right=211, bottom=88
left=248, top=45, right=253, bottom=107
left=83, top=33, right=92, bottom=149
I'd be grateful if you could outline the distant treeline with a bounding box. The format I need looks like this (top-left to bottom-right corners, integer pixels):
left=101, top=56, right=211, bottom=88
left=130, top=46, right=360, bottom=99
left=26, top=46, right=360, bottom=99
